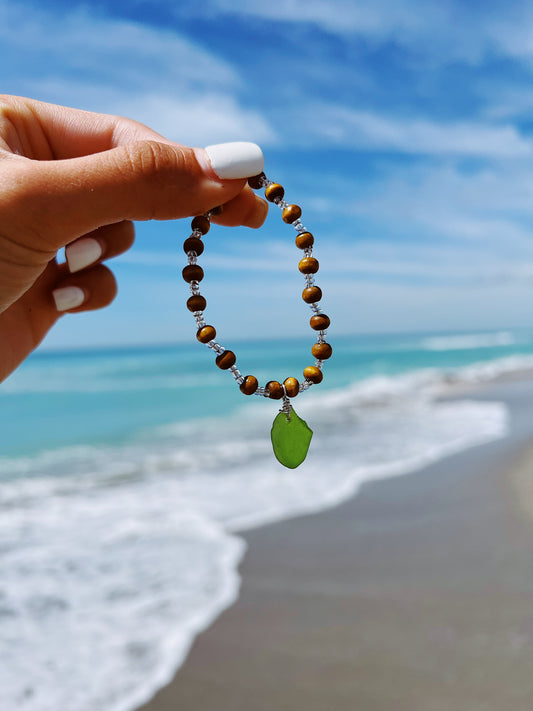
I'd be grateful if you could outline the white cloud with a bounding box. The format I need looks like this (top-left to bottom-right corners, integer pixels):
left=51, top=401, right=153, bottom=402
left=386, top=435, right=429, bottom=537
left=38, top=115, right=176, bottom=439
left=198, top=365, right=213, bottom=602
left=0, top=2, right=276, bottom=146
left=195, top=0, right=496, bottom=65
left=296, top=104, right=533, bottom=157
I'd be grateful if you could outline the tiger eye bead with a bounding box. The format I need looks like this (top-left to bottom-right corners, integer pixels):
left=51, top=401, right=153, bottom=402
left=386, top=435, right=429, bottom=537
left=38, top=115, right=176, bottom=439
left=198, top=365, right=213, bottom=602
left=197, top=325, right=216, bottom=343
left=282, top=204, right=302, bottom=224
left=248, top=173, right=266, bottom=190
left=302, top=286, right=322, bottom=303
left=183, top=237, right=204, bottom=256
left=266, top=380, right=284, bottom=400
left=191, top=215, right=210, bottom=235
left=239, top=375, right=259, bottom=395
left=216, top=350, right=236, bottom=370
left=310, top=313, right=330, bottom=330
left=265, top=183, right=285, bottom=202
left=283, top=377, right=300, bottom=398
left=303, top=366, right=323, bottom=384
left=295, top=232, right=314, bottom=249
left=312, top=342, right=333, bottom=360
left=182, top=264, right=204, bottom=283
left=298, top=257, right=319, bottom=274
left=187, top=295, right=207, bottom=312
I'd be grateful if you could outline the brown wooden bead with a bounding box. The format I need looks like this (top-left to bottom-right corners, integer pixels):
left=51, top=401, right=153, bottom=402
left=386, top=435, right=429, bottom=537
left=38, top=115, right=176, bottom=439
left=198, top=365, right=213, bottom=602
left=266, top=380, right=284, bottom=400
left=298, top=257, right=319, bottom=274
left=182, top=264, right=204, bottom=283
left=283, top=377, right=300, bottom=398
left=187, top=295, right=207, bottom=312
left=197, top=325, right=216, bottom=343
left=303, top=366, right=323, bottom=384
left=265, top=183, right=285, bottom=202
left=239, top=375, right=258, bottom=395
left=216, top=350, right=236, bottom=370
left=248, top=173, right=266, bottom=189
left=282, top=204, right=302, bottom=224
left=191, top=215, right=210, bottom=235
left=183, top=237, right=204, bottom=256
left=302, top=286, right=322, bottom=303
left=210, top=205, right=224, bottom=216
left=295, top=232, right=314, bottom=249
left=310, top=313, right=330, bottom=330
left=312, top=342, right=333, bottom=360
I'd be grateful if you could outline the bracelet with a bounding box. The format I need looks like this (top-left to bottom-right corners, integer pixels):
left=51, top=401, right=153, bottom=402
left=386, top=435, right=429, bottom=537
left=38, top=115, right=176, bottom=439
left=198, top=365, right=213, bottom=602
left=182, top=171, right=331, bottom=467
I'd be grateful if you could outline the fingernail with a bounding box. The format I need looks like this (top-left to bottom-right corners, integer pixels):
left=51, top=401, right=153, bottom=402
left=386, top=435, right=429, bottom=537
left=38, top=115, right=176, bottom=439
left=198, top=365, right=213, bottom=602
left=66, top=238, right=102, bottom=273
left=204, top=142, right=264, bottom=179
left=52, top=286, right=86, bottom=311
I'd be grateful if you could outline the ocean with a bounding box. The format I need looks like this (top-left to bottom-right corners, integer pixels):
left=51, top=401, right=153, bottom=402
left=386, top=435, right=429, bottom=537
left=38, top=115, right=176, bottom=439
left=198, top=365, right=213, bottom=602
left=1, top=328, right=532, bottom=711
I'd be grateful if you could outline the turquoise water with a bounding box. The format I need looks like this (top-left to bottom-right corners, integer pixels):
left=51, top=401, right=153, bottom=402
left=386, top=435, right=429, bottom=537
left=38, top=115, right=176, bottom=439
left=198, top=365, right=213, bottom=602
left=0, top=328, right=530, bottom=711
left=2, top=328, right=532, bottom=457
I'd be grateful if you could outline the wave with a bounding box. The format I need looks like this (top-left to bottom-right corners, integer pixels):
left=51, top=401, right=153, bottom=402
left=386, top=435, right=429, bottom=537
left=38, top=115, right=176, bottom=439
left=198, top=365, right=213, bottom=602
left=421, top=331, right=516, bottom=351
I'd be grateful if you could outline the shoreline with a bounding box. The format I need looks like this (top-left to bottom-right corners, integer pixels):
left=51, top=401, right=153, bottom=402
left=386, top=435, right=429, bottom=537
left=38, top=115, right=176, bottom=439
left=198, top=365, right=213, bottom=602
left=138, top=376, right=533, bottom=711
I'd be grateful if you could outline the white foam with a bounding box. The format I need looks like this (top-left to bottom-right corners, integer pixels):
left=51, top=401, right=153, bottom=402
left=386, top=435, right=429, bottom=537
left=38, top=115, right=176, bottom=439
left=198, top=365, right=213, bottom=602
left=421, top=331, right=515, bottom=351
left=0, top=481, right=245, bottom=711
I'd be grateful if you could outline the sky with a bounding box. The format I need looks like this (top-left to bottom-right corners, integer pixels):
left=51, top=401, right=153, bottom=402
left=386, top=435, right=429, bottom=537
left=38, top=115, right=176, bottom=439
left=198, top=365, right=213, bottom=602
left=3, top=0, right=533, bottom=349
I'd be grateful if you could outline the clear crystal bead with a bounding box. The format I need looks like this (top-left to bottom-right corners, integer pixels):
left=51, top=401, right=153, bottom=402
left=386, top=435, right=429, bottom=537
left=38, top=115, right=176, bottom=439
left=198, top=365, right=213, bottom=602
left=305, top=274, right=315, bottom=287
left=229, top=365, right=242, bottom=382
left=188, top=253, right=197, bottom=265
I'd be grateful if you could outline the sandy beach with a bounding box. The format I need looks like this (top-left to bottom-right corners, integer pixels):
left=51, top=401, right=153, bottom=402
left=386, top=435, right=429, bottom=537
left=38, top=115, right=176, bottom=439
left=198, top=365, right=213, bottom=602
left=138, top=377, right=533, bottom=711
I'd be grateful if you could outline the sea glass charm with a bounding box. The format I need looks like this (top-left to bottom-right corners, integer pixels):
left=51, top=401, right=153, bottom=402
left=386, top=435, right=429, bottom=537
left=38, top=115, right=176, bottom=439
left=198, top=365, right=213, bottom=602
left=271, top=407, right=313, bottom=468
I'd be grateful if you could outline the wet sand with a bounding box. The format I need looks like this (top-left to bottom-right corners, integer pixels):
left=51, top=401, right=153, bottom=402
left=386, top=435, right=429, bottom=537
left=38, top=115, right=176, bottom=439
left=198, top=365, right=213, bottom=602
left=138, top=378, right=533, bottom=711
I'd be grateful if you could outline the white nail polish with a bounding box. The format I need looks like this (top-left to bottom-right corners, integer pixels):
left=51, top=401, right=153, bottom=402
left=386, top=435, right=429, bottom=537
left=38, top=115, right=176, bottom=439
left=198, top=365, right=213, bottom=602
left=52, top=286, right=86, bottom=311
left=205, top=142, right=264, bottom=179
left=66, top=238, right=102, bottom=273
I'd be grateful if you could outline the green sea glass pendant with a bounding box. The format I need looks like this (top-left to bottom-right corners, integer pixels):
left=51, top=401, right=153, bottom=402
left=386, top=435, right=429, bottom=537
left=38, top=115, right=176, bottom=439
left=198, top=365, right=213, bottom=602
left=271, top=406, right=313, bottom=468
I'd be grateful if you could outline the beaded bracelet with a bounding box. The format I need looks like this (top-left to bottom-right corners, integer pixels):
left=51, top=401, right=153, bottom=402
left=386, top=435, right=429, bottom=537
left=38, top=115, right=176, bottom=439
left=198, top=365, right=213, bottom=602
left=182, top=171, right=332, bottom=468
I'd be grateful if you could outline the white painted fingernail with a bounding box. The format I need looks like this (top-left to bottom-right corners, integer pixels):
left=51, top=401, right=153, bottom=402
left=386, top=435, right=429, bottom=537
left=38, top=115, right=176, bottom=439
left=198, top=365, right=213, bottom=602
left=52, top=286, right=86, bottom=311
left=66, top=238, right=102, bottom=273
left=205, top=142, right=264, bottom=179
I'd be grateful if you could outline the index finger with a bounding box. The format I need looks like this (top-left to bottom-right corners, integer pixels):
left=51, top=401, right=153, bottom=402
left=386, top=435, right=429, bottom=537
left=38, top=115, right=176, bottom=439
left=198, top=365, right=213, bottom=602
left=0, top=94, right=175, bottom=160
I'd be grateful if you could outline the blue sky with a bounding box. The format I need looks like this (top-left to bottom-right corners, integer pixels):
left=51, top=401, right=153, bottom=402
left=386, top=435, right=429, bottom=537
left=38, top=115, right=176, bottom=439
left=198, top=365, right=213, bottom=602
left=3, top=0, right=533, bottom=348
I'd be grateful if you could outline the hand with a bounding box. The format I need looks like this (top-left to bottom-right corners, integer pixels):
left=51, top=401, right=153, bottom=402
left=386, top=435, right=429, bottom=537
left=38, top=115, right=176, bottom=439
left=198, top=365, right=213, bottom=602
left=0, top=95, right=267, bottom=381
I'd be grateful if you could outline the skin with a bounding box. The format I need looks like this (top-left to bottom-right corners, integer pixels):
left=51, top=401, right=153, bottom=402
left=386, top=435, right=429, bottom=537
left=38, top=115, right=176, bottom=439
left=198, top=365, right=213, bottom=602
left=0, top=95, right=268, bottom=382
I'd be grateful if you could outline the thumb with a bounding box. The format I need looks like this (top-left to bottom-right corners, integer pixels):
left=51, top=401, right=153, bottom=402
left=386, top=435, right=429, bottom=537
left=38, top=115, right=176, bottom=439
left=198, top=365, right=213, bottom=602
left=12, top=140, right=264, bottom=249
